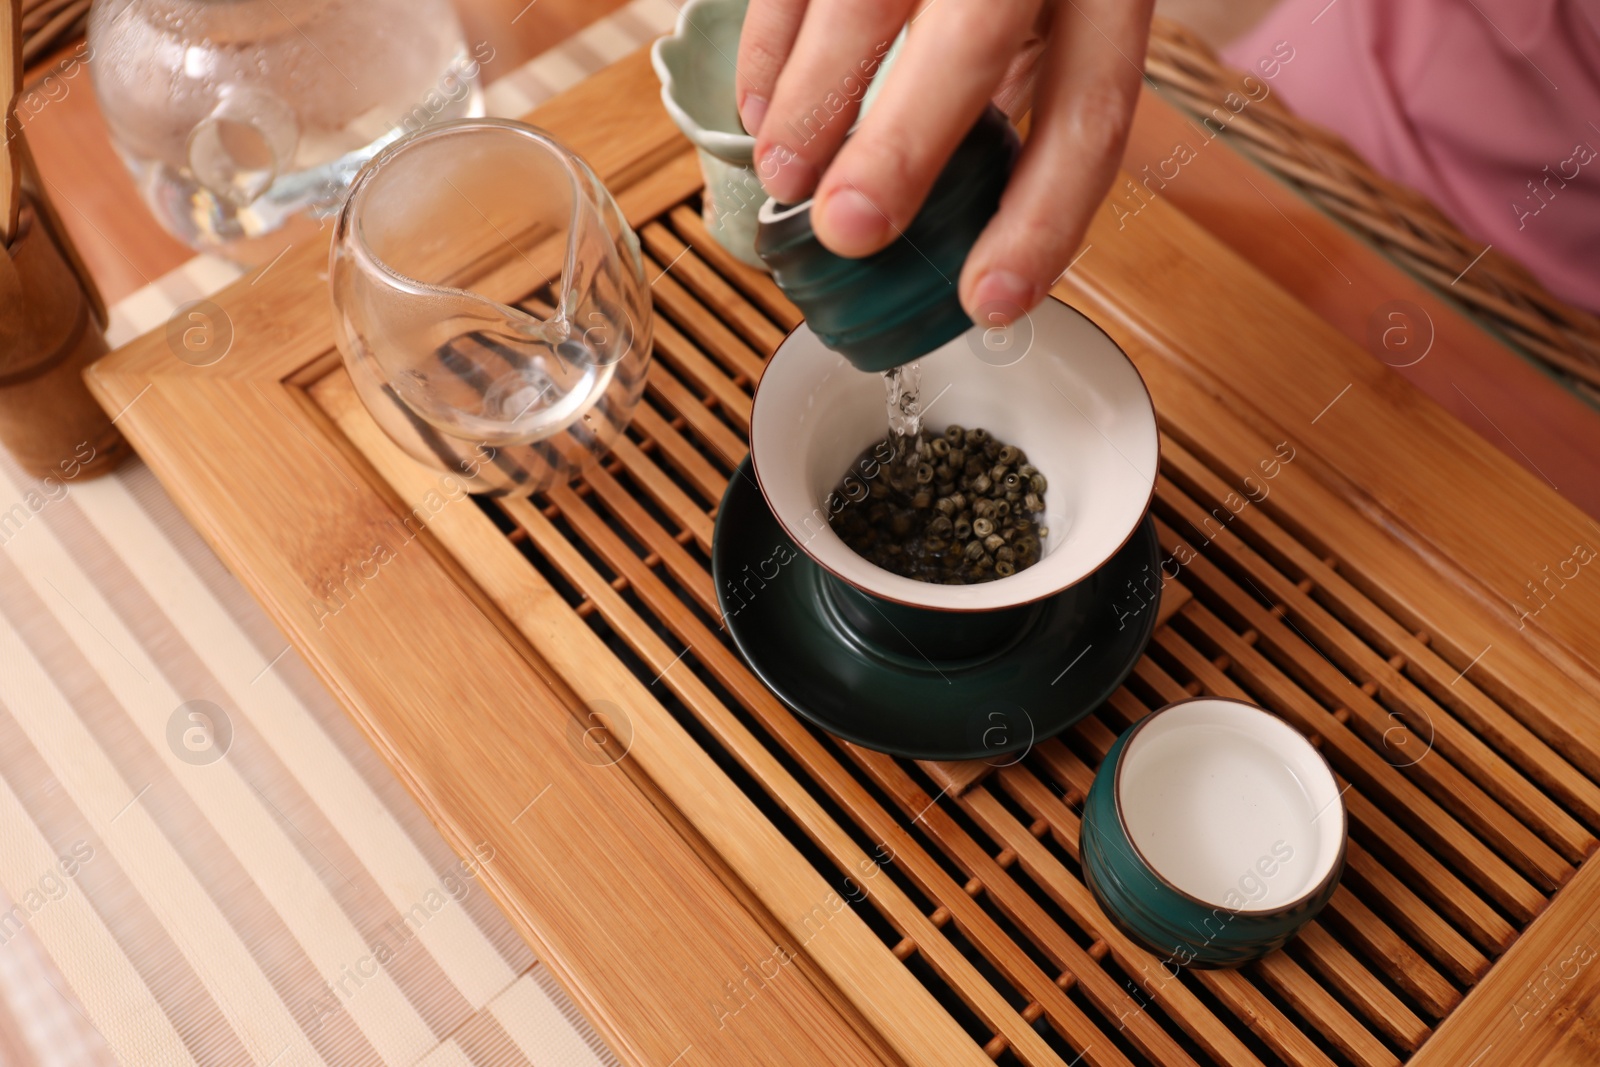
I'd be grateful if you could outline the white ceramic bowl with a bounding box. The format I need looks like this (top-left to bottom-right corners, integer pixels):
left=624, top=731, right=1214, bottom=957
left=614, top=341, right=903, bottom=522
left=749, top=296, right=1158, bottom=611
left=1117, top=699, right=1346, bottom=911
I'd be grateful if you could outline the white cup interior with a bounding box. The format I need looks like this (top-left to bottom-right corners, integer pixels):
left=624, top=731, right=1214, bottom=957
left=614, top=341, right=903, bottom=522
left=1117, top=699, right=1345, bottom=912
left=749, top=297, right=1159, bottom=611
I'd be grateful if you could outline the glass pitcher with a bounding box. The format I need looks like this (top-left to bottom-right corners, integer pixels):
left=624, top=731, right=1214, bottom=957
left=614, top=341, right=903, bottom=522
left=329, top=119, right=653, bottom=496
left=88, top=0, right=485, bottom=254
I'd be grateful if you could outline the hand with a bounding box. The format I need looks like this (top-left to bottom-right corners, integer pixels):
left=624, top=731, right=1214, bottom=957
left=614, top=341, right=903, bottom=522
left=736, top=0, right=1154, bottom=323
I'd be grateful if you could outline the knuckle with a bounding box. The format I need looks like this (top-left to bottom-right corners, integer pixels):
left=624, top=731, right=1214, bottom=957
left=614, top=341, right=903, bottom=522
left=836, top=136, right=923, bottom=219
left=780, top=96, right=850, bottom=151
left=943, top=4, right=1019, bottom=54
left=1064, top=82, right=1136, bottom=160
left=738, top=38, right=786, bottom=89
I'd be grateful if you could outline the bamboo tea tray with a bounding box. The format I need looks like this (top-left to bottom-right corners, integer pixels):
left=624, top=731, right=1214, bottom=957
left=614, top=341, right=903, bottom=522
left=88, top=49, right=1600, bottom=1067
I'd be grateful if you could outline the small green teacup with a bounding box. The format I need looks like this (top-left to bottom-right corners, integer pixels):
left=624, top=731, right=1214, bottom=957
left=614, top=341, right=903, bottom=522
left=1081, top=698, right=1347, bottom=967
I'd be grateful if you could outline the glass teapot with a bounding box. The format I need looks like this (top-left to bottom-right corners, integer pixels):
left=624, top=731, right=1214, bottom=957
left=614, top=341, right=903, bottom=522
left=88, top=0, right=485, bottom=254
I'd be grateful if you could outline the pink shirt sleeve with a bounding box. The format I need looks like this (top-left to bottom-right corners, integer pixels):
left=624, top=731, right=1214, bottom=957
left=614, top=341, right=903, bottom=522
left=1222, top=0, right=1600, bottom=313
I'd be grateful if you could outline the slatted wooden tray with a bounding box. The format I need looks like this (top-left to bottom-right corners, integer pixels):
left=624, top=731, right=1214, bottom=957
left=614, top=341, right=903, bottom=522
left=88, top=49, right=1600, bottom=1067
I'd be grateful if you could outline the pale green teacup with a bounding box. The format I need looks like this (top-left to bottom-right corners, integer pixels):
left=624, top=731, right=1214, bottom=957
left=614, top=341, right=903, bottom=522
left=650, top=0, right=767, bottom=268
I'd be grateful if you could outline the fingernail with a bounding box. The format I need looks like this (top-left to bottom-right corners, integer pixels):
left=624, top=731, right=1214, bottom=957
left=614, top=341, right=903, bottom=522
left=739, top=93, right=768, bottom=136
left=757, top=143, right=816, bottom=203
left=967, top=269, right=1041, bottom=322
left=816, top=188, right=891, bottom=256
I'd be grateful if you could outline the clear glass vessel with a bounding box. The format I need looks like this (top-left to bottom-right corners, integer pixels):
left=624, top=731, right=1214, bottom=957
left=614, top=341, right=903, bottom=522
left=329, top=119, right=652, bottom=495
left=88, top=0, right=485, bottom=253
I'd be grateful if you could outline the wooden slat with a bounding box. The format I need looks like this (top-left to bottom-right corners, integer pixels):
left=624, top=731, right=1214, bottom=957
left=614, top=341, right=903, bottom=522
left=1155, top=579, right=1193, bottom=628
left=1339, top=839, right=1490, bottom=986
left=640, top=222, right=789, bottom=356
left=644, top=248, right=770, bottom=383
left=1115, top=651, right=1493, bottom=989
left=629, top=400, right=730, bottom=502
left=1130, top=654, right=1197, bottom=705
left=1033, top=739, right=1099, bottom=804
left=606, top=435, right=714, bottom=553
left=1317, top=889, right=1461, bottom=1021
left=1010, top=735, right=1409, bottom=1067
left=576, top=466, right=717, bottom=617
left=914, top=757, right=999, bottom=798
left=1252, top=953, right=1399, bottom=1067
left=649, top=314, right=752, bottom=432
left=915, top=577, right=1198, bottom=797
left=977, top=772, right=1285, bottom=1067
left=1166, top=572, right=1573, bottom=896
left=1291, top=923, right=1429, bottom=1052
left=1107, top=657, right=1468, bottom=1009
left=1161, top=585, right=1545, bottom=926
left=645, top=361, right=748, bottom=469
left=1039, top=686, right=1492, bottom=990
left=666, top=204, right=803, bottom=330
left=842, top=746, right=1205, bottom=1067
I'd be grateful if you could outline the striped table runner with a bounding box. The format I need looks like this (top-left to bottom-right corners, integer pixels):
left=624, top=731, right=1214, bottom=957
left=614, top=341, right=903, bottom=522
left=0, top=2, right=678, bottom=1063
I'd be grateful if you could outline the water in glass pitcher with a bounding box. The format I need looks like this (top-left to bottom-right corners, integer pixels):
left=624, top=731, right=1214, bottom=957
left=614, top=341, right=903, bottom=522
left=89, top=0, right=487, bottom=251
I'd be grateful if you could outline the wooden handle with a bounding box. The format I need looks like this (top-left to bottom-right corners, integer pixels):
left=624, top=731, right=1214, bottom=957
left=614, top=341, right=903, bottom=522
left=2, top=0, right=20, bottom=243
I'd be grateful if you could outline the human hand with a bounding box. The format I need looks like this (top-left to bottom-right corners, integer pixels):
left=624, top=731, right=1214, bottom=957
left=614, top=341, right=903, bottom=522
left=736, top=0, right=1154, bottom=323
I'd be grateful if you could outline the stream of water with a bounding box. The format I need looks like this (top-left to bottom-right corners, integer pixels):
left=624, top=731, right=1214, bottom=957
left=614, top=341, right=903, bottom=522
left=883, top=361, right=924, bottom=459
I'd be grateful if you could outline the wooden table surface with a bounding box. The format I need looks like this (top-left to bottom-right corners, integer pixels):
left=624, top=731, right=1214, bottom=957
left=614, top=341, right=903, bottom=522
left=86, top=44, right=1600, bottom=1067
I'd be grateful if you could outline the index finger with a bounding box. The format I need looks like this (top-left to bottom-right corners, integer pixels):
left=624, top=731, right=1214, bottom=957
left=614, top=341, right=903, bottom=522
left=736, top=0, right=810, bottom=136
left=809, top=0, right=1042, bottom=258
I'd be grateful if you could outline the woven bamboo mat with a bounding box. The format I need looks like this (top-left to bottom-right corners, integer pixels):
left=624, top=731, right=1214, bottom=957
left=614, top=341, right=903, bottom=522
left=0, top=2, right=676, bottom=1063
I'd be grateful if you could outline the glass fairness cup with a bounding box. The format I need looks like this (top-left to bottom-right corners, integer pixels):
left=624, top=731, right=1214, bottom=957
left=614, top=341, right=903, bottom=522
left=329, top=119, right=653, bottom=495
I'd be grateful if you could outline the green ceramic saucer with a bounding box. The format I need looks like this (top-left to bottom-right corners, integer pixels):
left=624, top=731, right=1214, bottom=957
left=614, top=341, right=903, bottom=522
left=713, top=460, right=1162, bottom=760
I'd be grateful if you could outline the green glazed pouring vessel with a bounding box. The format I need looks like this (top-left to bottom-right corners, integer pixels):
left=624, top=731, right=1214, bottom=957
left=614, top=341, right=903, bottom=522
left=754, top=105, right=1020, bottom=372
